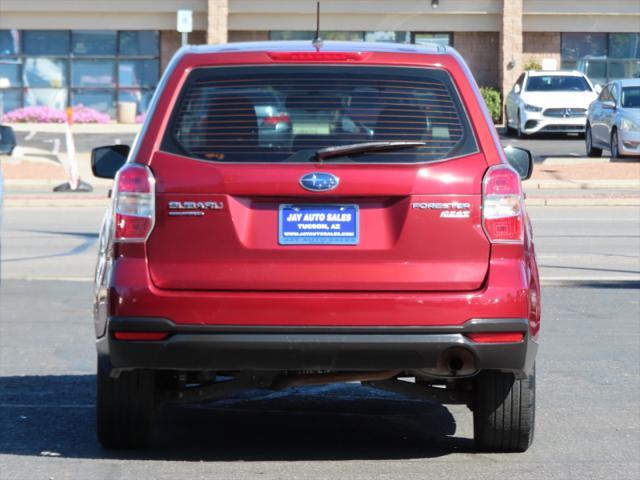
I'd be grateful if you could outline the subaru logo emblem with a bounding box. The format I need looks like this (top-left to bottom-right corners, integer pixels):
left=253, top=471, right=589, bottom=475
left=563, top=108, right=572, bottom=118
left=299, top=172, right=339, bottom=192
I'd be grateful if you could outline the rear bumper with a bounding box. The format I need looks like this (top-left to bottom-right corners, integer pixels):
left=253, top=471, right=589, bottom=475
left=100, top=317, right=537, bottom=378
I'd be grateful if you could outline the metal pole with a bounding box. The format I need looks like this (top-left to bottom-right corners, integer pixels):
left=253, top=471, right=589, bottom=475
left=181, top=32, right=188, bottom=47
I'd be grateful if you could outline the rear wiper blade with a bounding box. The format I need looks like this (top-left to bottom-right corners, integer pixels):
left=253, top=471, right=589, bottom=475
left=315, top=141, right=426, bottom=161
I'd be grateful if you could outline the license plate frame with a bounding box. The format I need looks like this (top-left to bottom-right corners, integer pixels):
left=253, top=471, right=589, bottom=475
left=278, top=204, right=359, bottom=245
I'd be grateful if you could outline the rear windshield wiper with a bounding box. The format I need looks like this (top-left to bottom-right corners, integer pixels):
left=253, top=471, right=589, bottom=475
left=315, top=141, right=426, bottom=161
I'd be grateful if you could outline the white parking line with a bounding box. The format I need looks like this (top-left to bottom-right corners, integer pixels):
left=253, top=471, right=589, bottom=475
left=24, top=131, right=36, bottom=141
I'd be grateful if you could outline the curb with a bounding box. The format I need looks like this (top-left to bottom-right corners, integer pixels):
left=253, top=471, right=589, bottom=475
left=4, top=196, right=110, bottom=208
left=523, top=179, right=640, bottom=190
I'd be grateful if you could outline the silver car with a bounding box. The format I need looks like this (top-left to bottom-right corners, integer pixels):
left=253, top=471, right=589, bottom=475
left=586, top=79, right=640, bottom=158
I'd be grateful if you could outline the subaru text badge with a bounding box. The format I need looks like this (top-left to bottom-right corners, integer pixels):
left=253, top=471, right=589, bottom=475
left=299, top=172, right=339, bottom=192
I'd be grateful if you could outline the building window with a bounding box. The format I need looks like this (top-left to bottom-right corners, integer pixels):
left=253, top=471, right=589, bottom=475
left=0, top=30, right=20, bottom=55
left=119, top=31, right=160, bottom=56
left=364, top=32, right=411, bottom=43
left=23, top=30, right=71, bottom=55
left=562, top=32, right=640, bottom=85
left=269, top=31, right=451, bottom=46
left=269, top=31, right=364, bottom=41
left=72, top=31, right=117, bottom=56
left=412, top=32, right=453, bottom=47
left=0, top=29, right=160, bottom=118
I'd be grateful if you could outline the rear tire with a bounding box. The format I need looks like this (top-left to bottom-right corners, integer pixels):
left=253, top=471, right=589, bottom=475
left=585, top=125, right=602, bottom=157
left=472, top=367, right=535, bottom=452
left=97, top=368, right=156, bottom=449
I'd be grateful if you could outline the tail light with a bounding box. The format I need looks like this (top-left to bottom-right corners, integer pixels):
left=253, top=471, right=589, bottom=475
left=113, top=163, right=155, bottom=243
left=482, top=164, right=524, bottom=243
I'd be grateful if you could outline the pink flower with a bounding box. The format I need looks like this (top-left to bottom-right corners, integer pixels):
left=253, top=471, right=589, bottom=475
left=1, top=105, right=112, bottom=124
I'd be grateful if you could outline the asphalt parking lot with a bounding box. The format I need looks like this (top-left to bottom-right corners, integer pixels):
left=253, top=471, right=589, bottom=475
left=0, top=206, right=638, bottom=479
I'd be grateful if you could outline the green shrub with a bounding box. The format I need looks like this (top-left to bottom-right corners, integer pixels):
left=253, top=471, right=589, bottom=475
left=523, top=58, right=542, bottom=71
left=480, top=87, right=502, bottom=124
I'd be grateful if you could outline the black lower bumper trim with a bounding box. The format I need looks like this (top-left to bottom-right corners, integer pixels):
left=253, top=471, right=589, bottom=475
left=100, top=317, right=537, bottom=377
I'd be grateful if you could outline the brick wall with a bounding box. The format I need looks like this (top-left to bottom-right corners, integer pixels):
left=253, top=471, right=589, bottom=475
left=454, top=32, right=500, bottom=89
left=500, top=0, right=523, bottom=98
left=207, top=0, right=229, bottom=44
left=523, top=32, right=561, bottom=70
left=160, top=30, right=206, bottom=72
left=228, top=31, right=269, bottom=42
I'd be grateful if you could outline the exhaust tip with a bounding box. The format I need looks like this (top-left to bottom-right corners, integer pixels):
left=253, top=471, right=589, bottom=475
left=440, top=348, right=476, bottom=376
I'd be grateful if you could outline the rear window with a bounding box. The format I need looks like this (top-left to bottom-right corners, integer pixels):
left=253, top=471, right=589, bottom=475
left=525, top=75, right=592, bottom=92
left=161, top=65, right=478, bottom=163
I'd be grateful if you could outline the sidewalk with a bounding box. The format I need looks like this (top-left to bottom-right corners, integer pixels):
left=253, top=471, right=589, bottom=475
left=522, top=160, right=640, bottom=206
left=1, top=146, right=639, bottom=207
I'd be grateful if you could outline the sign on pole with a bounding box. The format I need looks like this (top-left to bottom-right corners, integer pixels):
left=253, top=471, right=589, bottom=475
left=177, top=9, right=193, bottom=47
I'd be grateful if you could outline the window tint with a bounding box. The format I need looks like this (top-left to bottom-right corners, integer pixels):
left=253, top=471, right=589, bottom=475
left=525, top=75, right=591, bottom=92
left=72, top=31, right=117, bottom=56
left=412, top=33, right=452, bottom=48
left=561, top=32, right=606, bottom=70
left=162, top=66, right=478, bottom=164
left=23, top=58, right=68, bottom=87
left=72, top=60, right=116, bottom=87
left=118, top=31, right=159, bottom=56
left=621, top=87, right=640, bottom=108
left=0, top=30, right=19, bottom=55
left=0, top=61, right=21, bottom=87
left=23, top=31, right=70, bottom=55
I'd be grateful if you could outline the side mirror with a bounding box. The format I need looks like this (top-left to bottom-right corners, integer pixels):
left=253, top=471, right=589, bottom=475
left=504, top=145, right=533, bottom=180
left=513, top=84, right=521, bottom=94
left=91, top=144, right=130, bottom=179
left=601, top=100, right=616, bottom=110
left=0, top=125, right=17, bottom=156
left=594, top=84, right=602, bottom=94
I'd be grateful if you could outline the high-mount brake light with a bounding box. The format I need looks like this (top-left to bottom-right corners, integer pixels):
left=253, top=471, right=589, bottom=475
left=113, top=163, right=155, bottom=243
left=482, top=164, right=524, bottom=243
left=267, top=51, right=370, bottom=62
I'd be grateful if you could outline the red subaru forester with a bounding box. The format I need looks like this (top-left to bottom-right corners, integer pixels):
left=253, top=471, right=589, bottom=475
left=91, top=41, right=540, bottom=452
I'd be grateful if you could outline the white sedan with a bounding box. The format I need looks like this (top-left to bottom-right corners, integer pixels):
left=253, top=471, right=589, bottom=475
left=505, top=71, right=598, bottom=137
